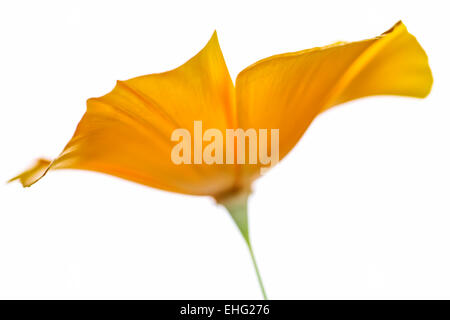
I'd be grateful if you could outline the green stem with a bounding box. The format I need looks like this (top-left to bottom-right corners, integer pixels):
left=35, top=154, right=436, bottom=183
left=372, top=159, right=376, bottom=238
left=221, top=194, right=268, bottom=300
left=246, top=238, right=268, bottom=300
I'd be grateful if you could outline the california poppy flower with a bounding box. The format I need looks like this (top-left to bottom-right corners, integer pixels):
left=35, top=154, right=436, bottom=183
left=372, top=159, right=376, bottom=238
left=10, top=21, right=432, bottom=299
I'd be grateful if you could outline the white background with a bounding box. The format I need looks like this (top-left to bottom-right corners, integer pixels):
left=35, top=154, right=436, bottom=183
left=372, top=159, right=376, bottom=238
left=1, top=0, right=449, bottom=299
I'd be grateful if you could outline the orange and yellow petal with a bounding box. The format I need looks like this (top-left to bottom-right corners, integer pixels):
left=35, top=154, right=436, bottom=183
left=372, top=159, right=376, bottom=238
left=11, top=32, right=236, bottom=196
left=8, top=158, right=51, bottom=187
left=235, top=21, right=432, bottom=184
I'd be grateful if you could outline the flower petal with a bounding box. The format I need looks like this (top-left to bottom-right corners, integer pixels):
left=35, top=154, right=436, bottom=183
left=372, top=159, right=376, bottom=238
left=235, top=21, right=432, bottom=183
left=11, top=32, right=236, bottom=196
left=8, top=158, right=51, bottom=187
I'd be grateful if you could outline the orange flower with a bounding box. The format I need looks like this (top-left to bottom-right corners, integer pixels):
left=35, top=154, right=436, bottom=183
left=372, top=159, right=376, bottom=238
left=10, top=21, right=432, bottom=298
